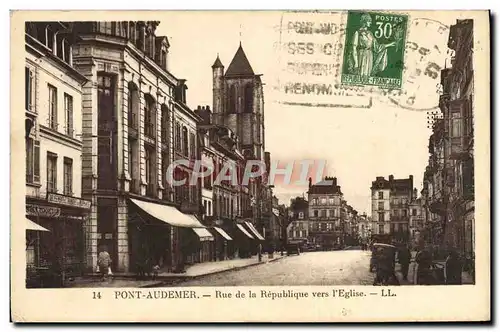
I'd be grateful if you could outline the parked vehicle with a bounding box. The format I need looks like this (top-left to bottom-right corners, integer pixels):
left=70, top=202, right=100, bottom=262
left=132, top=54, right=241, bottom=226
left=286, top=243, right=300, bottom=255
left=371, top=243, right=399, bottom=285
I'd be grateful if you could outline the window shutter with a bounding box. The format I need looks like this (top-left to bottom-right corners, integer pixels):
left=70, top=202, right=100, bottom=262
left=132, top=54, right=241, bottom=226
left=33, top=140, right=40, bottom=183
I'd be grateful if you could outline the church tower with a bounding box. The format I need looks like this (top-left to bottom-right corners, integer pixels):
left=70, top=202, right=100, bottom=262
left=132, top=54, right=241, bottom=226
left=211, top=44, right=265, bottom=161
left=212, top=54, right=224, bottom=125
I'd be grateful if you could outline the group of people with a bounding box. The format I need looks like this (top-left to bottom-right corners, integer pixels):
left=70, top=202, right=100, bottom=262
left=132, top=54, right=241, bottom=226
left=370, top=242, right=464, bottom=285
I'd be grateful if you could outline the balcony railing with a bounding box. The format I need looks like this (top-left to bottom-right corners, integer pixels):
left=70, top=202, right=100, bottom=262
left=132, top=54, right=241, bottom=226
left=390, top=215, right=409, bottom=221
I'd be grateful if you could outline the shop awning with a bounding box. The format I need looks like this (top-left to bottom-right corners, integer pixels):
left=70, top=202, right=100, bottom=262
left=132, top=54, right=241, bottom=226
left=245, top=221, right=265, bottom=240
left=236, top=223, right=254, bottom=239
left=130, top=198, right=205, bottom=228
left=25, top=217, right=49, bottom=232
left=213, top=227, right=232, bottom=241
left=192, top=227, right=215, bottom=241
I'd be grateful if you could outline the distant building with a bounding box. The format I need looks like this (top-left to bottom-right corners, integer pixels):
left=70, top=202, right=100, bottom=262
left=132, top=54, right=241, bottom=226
left=287, top=196, right=309, bottom=245
left=371, top=175, right=414, bottom=243
left=357, top=213, right=372, bottom=243
left=308, top=177, right=344, bottom=249
left=409, top=190, right=426, bottom=247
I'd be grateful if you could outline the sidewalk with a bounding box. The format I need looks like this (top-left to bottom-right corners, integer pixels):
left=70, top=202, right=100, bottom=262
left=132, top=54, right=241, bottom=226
left=66, top=253, right=285, bottom=288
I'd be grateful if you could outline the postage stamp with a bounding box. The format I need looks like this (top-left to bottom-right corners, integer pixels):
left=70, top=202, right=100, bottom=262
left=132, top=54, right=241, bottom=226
left=341, top=11, right=408, bottom=89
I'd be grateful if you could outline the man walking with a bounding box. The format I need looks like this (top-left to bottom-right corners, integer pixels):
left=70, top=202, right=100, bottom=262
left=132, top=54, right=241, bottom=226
left=398, top=244, right=412, bottom=281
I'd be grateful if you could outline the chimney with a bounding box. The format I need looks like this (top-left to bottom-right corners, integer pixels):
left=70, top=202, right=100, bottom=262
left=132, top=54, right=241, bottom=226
left=308, top=177, right=312, bottom=189
left=389, top=175, right=394, bottom=182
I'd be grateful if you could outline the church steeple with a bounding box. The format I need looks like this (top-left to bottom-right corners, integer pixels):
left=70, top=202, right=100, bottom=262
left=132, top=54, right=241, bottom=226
left=225, top=44, right=255, bottom=77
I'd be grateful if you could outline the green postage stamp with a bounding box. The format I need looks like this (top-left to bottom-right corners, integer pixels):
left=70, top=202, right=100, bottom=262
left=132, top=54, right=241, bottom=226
left=341, top=11, right=408, bottom=89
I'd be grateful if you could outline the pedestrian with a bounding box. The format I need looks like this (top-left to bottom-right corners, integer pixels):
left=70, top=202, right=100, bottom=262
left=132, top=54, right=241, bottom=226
left=97, top=245, right=112, bottom=281
left=415, top=247, right=432, bottom=285
left=445, top=250, right=463, bottom=285
left=397, top=244, right=411, bottom=281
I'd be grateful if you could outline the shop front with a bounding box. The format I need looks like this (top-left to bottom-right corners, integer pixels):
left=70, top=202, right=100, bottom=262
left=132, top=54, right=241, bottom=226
left=211, top=224, right=233, bottom=261
left=128, top=198, right=214, bottom=273
left=234, top=220, right=255, bottom=258
left=26, top=193, right=91, bottom=288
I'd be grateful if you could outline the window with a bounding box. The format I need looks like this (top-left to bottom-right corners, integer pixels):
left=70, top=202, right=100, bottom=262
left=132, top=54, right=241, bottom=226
left=320, top=209, right=327, bottom=217
left=378, top=201, right=384, bottom=210
left=161, top=105, right=169, bottom=143
left=229, top=85, right=237, bottom=112
left=189, top=132, right=196, bottom=159
left=379, top=224, right=384, bottom=234
left=378, top=212, right=385, bottom=222
left=161, top=151, right=168, bottom=190
left=144, top=95, right=155, bottom=138
left=128, top=83, right=139, bottom=130
left=145, top=146, right=156, bottom=195
left=311, top=198, right=317, bottom=205
left=182, top=127, right=188, bottom=156
left=402, top=209, right=408, bottom=217
left=244, top=84, right=253, bottom=113
left=99, top=22, right=113, bottom=35
left=45, top=26, right=54, bottom=50
left=47, top=153, right=57, bottom=193
left=320, top=197, right=326, bottom=205
left=329, top=198, right=334, bottom=205
left=378, top=191, right=383, bottom=199
left=25, top=138, right=40, bottom=183
left=175, top=122, right=181, bottom=152
left=63, top=157, right=73, bottom=195
left=313, top=210, right=318, bottom=217
left=25, top=67, right=35, bottom=112
left=329, top=209, right=335, bottom=217
left=208, top=201, right=212, bottom=216
left=64, top=93, right=73, bottom=136
left=451, top=112, right=462, bottom=138
left=298, top=212, right=304, bottom=219
left=48, top=84, right=57, bottom=130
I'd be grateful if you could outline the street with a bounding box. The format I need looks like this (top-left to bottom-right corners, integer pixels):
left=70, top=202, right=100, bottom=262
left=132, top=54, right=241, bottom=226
left=173, top=249, right=375, bottom=286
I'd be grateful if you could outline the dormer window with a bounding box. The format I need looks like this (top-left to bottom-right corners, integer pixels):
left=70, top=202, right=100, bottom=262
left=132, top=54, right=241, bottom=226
left=45, top=26, right=54, bottom=50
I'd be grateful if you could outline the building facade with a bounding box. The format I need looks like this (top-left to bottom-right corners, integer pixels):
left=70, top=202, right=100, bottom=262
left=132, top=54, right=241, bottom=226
left=287, top=196, right=309, bottom=246
left=307, top=177, right=344, bottom=249
left=210, top=44, right=270, bottom=243
left=424, top=19, right=474, bottom=261
left=371, top=175, right=414, bottom=243
left=71, top=21, right=210, bottom=273
left=25, top=22, right=91, bottom=286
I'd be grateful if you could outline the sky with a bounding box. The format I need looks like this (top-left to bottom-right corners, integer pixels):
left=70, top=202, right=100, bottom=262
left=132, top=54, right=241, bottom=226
left=156, top=11, right=455, bottom=215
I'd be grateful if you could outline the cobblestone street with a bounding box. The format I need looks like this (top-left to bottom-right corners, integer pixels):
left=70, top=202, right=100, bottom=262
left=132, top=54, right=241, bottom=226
left=174, top=249, right=375, bottom=287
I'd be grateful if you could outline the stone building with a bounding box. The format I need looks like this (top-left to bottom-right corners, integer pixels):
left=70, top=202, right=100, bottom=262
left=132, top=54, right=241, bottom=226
left=210, top=44, right=269, bottom=242
left=371, top=175, right=414, bottom=243
left=424, top=19, right=474, bottom=259
left=25, top=22, right=91, bottom=286
left=307, top=177, right=344, bottom=249
left=287, top=196, right=309, bottom=246
left=71, top=21, right=209, bottom=273
left=196, top=105, right=258, bottom=259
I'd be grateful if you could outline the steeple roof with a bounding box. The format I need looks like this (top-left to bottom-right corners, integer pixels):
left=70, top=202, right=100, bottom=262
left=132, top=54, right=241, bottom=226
left=212, top=54, right=223, bottom=68
left=225, top=44, right=255, bottom=77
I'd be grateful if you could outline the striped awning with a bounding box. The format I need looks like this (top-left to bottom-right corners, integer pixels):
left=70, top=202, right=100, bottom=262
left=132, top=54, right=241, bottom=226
left=236, top=223, right=254, bottom=239
left=192, top=227, right=215, bottom=241
left=25, top=218, right=49, bottom=232
left=130, top=198, right=205, bottom=228
left=213, top=227, right=232, bottom=241
left=245, top=221, right=265, bottom=240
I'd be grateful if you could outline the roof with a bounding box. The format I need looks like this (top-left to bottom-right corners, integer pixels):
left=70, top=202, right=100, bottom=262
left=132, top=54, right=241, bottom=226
left=225, top=44, right=255, bottom=77
left=212, top=55, right=223, bottom=68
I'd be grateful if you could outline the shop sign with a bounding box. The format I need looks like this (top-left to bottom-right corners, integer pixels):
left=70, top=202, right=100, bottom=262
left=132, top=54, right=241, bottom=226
left=26, top=204, right=60, bottom=218
left=47, top=193, right=91, bottom=210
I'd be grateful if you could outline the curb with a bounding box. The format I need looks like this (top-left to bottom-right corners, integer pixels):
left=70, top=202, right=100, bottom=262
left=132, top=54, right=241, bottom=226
left=141, top=256, right=286, bottom=288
